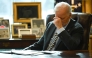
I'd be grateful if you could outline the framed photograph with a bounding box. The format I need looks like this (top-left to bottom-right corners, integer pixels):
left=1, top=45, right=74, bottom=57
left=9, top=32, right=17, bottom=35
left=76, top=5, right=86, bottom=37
left=18, top=29, right=32, bottom=38
left=0, top=28, right=10, bottom=39
left=13, top=2, right=41, bottom=23
left=0, top=20, right=9, bottom=28
left=31, top=19, right=45, bottom=28
left=32, top=28, right=45, bottom=38
left=0, top=17, right=3, bottom=20
left=11, top=24, right=28, bottom=37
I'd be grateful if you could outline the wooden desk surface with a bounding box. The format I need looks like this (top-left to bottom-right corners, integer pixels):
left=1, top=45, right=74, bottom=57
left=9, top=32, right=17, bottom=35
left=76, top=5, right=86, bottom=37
left=0, top=39, right=38, bottom=49
left=0, top=50, right=92, bottom=58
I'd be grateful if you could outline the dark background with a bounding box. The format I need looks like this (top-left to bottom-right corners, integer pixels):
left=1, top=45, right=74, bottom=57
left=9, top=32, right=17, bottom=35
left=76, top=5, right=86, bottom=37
left=54, top=0, right=82, bottom=12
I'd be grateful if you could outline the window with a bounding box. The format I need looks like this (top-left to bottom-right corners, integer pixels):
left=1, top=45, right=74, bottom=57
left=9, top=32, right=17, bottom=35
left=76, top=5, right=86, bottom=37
left=0, top=0, right=54, bottom=25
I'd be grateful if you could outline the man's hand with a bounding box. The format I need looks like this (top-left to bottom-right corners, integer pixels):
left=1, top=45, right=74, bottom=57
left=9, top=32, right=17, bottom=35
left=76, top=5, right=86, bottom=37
left=53, top=17, right=63, bottom=29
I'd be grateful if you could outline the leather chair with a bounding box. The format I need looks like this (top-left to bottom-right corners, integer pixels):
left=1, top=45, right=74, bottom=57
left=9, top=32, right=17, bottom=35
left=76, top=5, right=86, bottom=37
left=46, top=12, right=92, bottom=50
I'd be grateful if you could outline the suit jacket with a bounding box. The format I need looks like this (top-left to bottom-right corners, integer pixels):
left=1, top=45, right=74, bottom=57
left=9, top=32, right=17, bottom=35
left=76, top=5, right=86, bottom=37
left=27, top=19, right=84, bottom=51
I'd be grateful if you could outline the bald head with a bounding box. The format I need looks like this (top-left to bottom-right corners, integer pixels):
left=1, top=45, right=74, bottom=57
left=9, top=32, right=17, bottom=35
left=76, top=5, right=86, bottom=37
left=54, top=2, right=72, bottom=13
left=54, top=2, right=72, bottom=27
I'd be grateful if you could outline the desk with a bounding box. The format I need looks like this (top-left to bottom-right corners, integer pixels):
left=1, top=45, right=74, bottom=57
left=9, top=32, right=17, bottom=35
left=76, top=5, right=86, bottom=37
left=0, top=50, right=92, bottom=58
left=0, top=39, right=38, bottom=49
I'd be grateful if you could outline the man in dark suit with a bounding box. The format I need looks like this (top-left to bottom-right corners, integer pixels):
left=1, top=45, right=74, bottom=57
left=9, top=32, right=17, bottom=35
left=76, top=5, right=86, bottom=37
left=24, top=2, right=83, bottom=51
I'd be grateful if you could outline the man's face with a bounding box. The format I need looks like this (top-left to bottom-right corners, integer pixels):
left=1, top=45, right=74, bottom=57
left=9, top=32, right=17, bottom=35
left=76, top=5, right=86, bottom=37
left=55, top=6, right=71, bottom=27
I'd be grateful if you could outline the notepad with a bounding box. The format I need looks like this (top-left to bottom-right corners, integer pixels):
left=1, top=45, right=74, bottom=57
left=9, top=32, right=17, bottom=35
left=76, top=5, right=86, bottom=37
left=11, top=50, right=43, bottom=55
left=0, top=50, right=60, bottom=55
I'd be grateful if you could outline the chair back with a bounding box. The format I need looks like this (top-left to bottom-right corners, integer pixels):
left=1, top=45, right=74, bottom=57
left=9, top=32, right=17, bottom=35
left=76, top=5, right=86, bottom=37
left=46, top=12, right=92, bottom=50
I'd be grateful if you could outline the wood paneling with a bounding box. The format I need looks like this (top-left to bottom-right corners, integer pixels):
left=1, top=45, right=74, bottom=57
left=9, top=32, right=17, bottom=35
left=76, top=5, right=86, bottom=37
left=82, top=0, right=92, bottom=13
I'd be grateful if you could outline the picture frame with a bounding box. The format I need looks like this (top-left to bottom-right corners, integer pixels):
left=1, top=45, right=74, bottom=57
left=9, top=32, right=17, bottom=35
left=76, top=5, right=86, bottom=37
left=32, top=28, right=45, bottom=38
left=13, top=2, right=41, bottom=23
left=18, top=29, right=32, bottom=38
left=11, top=24, right=28, bottom=37
left=0, top=20, right=10, bottom=28
left=31, top=19, right=45, bottom=28
left=0, top=28, right=10, bottom=39
left=0, top=17, right=3, bottom=20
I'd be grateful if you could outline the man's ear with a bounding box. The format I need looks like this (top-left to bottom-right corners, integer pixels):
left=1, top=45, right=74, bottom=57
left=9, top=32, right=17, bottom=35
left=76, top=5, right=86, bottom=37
left=69, top=13, right=72, bottom=16
left=69, top=13, right=72, bottom=19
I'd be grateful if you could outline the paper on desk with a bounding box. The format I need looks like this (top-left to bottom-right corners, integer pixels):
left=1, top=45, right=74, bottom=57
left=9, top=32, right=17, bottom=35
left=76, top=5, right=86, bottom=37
left=11, top=50, right=61, bottom=55
left=0, top=50, right=61, bottom=55
left=11, top=50, right=43, bottom=55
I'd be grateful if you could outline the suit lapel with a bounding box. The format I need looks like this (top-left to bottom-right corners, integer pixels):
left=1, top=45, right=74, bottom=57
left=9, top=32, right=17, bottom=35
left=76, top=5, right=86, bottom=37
left=65, top=19, right=76, bottom=32
left=44, top=23, right=56, bottom=50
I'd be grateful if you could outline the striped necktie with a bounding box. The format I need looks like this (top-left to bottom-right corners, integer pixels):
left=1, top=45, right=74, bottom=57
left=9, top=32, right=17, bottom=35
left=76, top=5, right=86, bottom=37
left=47, top=33, right=59, bottom=50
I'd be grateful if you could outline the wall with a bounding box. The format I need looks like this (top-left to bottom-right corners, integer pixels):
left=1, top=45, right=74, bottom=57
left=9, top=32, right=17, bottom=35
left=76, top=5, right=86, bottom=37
left=0, top=0, right=54, bottom=25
